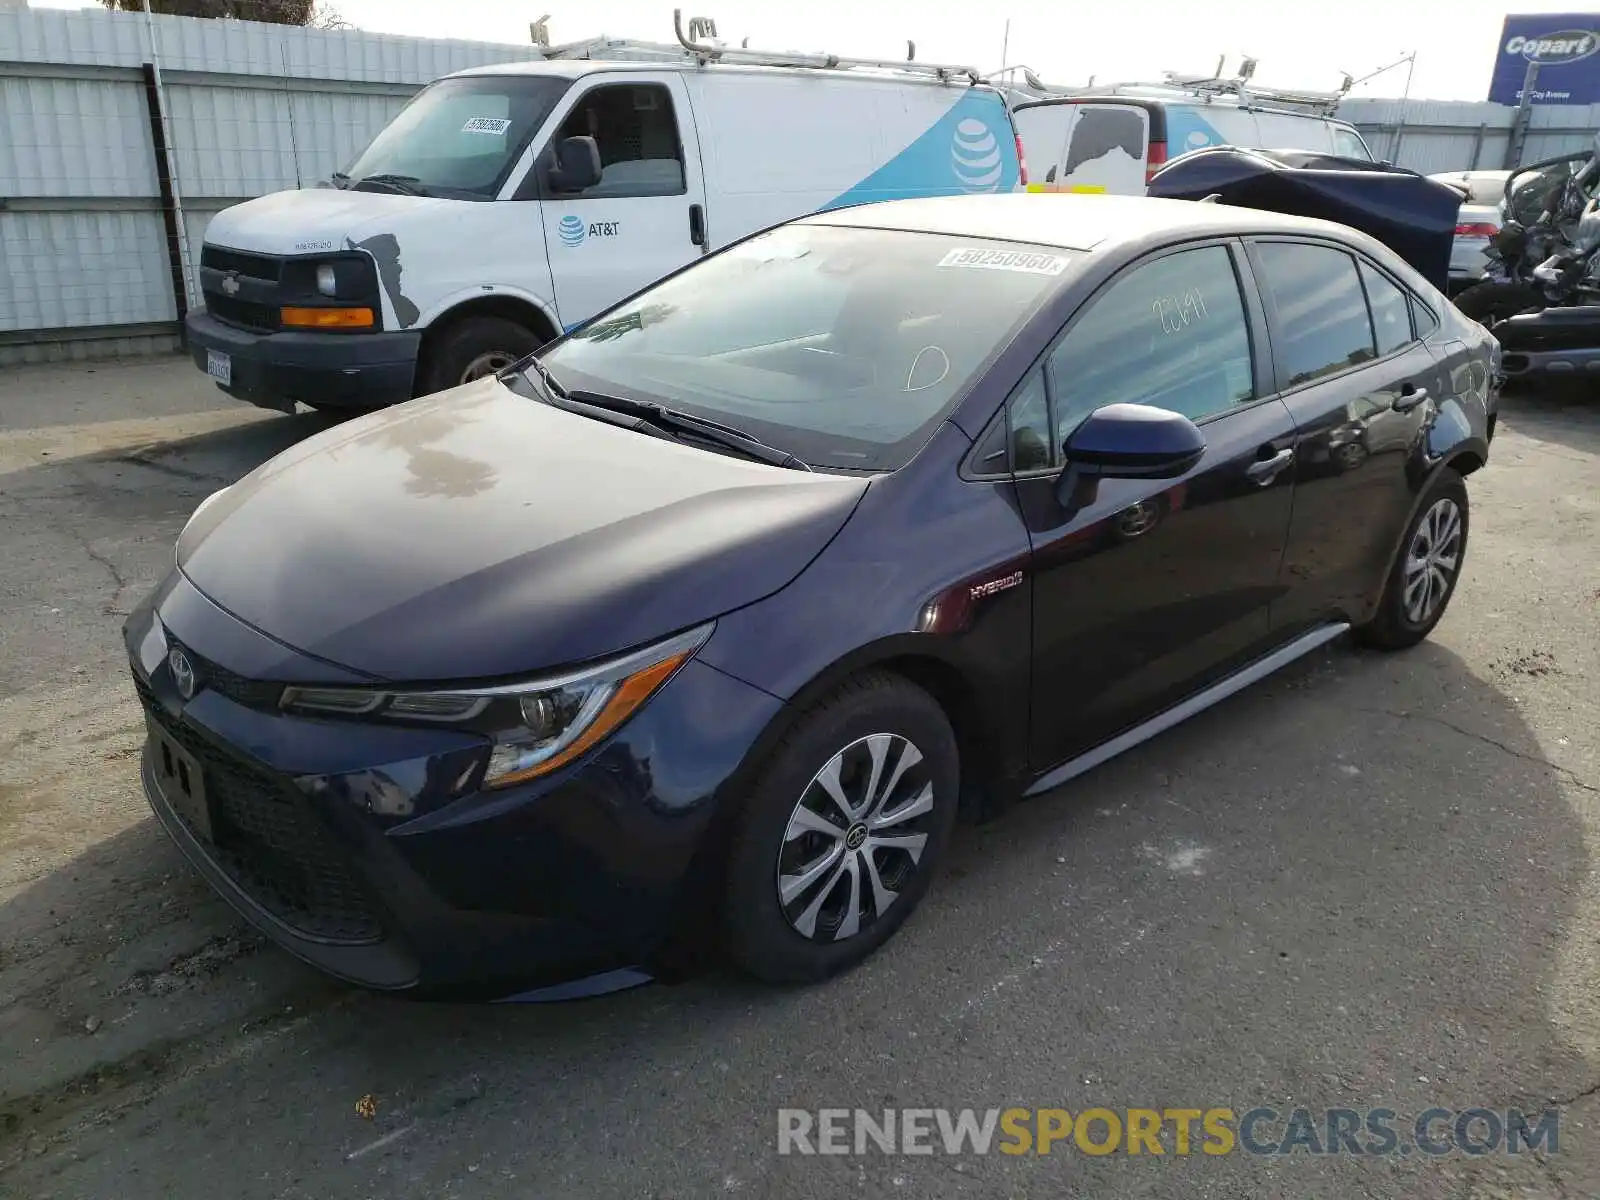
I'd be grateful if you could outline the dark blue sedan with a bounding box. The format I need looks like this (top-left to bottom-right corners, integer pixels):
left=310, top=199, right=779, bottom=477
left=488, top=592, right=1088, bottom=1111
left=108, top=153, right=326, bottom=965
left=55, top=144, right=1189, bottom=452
left=126, top=194, right=1497, bottom=998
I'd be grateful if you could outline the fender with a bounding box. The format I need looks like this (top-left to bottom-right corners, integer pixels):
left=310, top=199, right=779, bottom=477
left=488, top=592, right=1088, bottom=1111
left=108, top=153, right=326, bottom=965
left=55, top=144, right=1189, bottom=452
left=1362, top=421, right=1489, bottom=621
left=413, top=284, right=562, bottom=340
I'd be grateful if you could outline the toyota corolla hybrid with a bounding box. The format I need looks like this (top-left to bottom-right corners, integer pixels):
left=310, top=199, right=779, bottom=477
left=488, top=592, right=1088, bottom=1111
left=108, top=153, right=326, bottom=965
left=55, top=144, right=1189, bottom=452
left=127, top=194, right=1497, bottom=999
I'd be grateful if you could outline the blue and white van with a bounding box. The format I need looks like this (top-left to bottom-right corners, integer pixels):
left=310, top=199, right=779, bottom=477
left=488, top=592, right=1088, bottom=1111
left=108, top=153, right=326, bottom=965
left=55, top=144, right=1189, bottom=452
left=187, top=33, right=1023, bottom=412
left=1012, top=83, right=1374, bottom=197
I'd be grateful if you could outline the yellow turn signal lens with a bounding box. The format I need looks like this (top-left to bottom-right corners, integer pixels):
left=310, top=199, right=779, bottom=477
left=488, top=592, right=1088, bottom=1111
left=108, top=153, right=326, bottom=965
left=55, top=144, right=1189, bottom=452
left=280, top=305, right=374, bottom=329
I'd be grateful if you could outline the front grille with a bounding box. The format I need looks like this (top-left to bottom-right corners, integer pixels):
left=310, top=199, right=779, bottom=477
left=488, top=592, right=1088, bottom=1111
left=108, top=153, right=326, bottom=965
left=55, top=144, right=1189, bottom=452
left=202, top=293, right=279, bottom=333
left=139, top=689, right=384, bottom=945
left=169, top=638, right=283, bottom=711
left=201, top=246, right=282, bottom=282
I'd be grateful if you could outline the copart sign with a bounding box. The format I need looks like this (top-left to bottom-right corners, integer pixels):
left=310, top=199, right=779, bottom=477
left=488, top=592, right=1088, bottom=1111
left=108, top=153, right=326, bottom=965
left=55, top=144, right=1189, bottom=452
left=1489, top=14, right=1600, bottom=104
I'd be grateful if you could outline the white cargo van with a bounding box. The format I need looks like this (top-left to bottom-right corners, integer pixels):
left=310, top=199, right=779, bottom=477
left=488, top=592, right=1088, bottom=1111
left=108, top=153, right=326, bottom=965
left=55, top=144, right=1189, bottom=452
left=188, top=24, right=1023, bottom=411
left=1011, top=76, right=1374, bottom=197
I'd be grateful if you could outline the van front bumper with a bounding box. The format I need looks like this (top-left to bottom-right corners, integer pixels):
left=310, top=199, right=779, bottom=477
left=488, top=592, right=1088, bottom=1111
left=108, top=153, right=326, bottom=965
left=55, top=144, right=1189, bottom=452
left=187, top=309, right=420, bottom=413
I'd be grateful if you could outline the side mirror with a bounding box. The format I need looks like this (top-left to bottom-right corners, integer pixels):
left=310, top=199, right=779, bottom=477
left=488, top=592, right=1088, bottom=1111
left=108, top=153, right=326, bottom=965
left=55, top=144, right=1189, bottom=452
left=1055, top=403, right=1206, bottom=508
left=548, top=135, right=601, bottom=193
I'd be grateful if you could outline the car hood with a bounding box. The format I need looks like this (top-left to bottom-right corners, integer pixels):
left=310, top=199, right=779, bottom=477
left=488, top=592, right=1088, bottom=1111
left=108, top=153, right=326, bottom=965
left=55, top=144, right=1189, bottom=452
left=178, top=379, right=869, bottom=681
left=203, top=188, right=457, bottom=257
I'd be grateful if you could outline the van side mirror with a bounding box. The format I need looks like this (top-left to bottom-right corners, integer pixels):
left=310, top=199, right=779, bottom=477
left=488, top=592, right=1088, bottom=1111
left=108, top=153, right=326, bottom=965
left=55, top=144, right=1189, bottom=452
left=549, top=136, right=601, bottom=193
left=1055, top=403, right=1206, bottom=508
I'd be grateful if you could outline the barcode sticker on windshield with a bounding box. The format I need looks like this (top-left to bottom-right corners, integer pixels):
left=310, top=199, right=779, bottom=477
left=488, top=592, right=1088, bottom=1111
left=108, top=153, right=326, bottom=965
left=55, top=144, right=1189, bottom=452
left=938, top=248, right=1070, bottom=275
left=462, top=117, right=512, bottom=135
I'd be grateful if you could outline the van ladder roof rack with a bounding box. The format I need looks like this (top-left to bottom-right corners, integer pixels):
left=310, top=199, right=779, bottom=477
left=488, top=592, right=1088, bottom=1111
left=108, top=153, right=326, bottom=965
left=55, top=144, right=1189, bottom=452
left=536, top=10, right=981, bottom=85
left=1006, top=62, right=1353, bottom=117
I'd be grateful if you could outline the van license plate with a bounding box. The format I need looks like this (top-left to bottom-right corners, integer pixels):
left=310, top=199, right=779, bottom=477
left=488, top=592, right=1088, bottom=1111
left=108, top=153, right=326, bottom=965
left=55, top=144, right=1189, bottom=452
left=206, top=350, right=232, bottom=386
left=147, top=715, right=213, bottom=841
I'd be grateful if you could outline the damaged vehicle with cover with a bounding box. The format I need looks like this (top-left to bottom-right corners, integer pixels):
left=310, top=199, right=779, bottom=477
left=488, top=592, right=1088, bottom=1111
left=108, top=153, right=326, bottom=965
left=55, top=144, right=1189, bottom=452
left=129, top=193, right=1497, bottom=999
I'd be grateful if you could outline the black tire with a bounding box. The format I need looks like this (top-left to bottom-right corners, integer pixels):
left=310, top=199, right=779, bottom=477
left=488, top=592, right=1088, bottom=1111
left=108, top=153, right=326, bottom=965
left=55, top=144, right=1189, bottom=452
left=1355, top=469, right=1469, bottom=651
left=416, top=315, right=543, bottom=396
left=1454, top=281, right=1543, bottom=330
left=723, top=672, right=959, bottom=984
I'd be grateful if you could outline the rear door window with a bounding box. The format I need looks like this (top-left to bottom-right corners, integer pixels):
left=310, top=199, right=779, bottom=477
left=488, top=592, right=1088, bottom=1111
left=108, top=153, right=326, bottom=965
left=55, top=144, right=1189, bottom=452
left=1251, top=242, right=1376, bottom=387
left=1057, top=103, right=1149, bottom=194
left=1358, top=262, right=1414, bottom=357
left=1013, top=104, right=1071, bottom=189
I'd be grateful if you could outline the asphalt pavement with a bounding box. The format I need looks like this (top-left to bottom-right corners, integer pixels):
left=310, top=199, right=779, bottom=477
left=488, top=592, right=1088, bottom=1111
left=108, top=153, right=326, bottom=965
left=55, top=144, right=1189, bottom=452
left=1, top=357, right=1598, bottom=1199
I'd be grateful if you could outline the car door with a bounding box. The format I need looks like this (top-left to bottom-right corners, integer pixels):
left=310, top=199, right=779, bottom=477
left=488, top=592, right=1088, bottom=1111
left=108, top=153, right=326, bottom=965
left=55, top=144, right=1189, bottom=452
left=530, top=74, right=708, bottom=330
left=1003, top=240, right=1299, bottom=771
left=1245, top=239, right=1444, bottom=631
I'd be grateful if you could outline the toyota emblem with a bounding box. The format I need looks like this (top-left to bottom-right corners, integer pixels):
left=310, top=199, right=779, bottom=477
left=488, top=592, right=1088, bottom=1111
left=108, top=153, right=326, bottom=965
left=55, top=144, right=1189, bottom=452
left=168, top=647, right=197, bottom=700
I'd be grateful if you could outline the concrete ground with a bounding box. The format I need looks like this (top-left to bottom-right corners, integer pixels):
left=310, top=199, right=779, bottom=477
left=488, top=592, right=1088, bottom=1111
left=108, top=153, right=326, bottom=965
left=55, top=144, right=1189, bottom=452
left=1, top=357, right=1597, bottom=1199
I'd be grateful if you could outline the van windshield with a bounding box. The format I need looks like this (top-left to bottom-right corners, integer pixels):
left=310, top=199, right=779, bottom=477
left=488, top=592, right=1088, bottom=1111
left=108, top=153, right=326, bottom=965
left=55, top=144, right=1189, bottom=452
left=538, top=224, right=1073, bottom=471
left=343, top=75, right=570, bottom=200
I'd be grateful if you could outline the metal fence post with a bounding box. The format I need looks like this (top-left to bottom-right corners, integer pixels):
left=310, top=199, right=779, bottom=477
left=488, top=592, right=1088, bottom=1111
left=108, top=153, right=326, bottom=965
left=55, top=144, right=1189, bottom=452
left=140, top=61, right=189, bottom=346
left=1505, top=60, right=1541, bottom=169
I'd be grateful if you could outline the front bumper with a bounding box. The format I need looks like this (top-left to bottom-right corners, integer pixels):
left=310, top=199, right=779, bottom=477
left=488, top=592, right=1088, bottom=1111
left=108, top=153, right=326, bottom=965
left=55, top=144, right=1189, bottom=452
left=186, top=309, right=420, bottom=413
left=125, top=576, right=784, bottom=999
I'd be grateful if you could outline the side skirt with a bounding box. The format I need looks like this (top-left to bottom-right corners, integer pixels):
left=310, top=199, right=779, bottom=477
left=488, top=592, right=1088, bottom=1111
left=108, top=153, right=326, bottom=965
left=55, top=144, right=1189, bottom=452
left=1022, top=622, right=1351, bottom=798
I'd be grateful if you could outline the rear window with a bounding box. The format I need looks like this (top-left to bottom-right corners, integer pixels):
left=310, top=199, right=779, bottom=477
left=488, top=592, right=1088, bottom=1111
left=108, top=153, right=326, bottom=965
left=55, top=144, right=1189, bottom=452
left=541, top=225, right=1073, bottom=471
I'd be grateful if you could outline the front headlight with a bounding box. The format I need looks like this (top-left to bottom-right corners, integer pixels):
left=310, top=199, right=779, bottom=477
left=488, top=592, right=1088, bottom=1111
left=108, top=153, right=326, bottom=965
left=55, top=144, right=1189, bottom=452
left=281, top=623, right=713, bottom=788
left=315, top=263, right=338, bottom=297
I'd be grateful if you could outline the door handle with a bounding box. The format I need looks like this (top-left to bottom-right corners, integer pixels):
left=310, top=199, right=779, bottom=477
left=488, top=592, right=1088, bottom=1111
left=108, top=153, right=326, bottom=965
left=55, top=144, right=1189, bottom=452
left=1393, top=383, right=1429, bottom=413
left=1246, top=446, right=1295, bottom=484
left=689, top=203, right=706, bottom=249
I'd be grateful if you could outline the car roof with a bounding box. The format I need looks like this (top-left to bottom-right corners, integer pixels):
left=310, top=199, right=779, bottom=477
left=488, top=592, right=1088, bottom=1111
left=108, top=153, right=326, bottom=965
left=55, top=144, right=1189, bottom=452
left=804, top=193, right=1367, bottom=253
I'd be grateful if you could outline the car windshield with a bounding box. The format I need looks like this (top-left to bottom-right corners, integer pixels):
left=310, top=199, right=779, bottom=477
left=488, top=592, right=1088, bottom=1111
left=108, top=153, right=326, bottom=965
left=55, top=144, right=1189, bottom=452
left=342, top=75, right=570, bottom=200
left=539, top=225, right=1073, bottom=471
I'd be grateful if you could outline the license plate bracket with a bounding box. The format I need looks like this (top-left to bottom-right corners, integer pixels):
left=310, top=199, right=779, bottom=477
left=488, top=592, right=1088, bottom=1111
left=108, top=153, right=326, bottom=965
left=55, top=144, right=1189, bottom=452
left=206, top=349, right=232, bottom=387
left=147, top=715, right=214, bottom=841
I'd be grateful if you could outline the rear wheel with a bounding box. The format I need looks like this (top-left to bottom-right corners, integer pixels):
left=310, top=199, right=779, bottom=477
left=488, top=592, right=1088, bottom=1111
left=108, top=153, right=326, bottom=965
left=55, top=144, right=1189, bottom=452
left=416, top=316, right=543, bottom=396
left=1355, top=469, right=1469, bottom=651
left=723, top=673, right=959, bottom=984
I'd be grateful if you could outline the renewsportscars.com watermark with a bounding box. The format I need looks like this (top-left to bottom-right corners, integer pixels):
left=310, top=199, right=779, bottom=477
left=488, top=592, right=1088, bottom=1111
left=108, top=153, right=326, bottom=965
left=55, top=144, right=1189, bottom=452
left=777, top=1107, right=1560, bottom=1157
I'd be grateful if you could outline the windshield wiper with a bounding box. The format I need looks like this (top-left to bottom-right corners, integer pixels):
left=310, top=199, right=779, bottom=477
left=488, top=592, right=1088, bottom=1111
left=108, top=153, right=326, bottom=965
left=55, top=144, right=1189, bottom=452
left=567, top=388, right=813, bottom=472
left=511, top=359, right=811, bottom=471
left=354, top=173, right=427, bottom=196
left=330, top=171, right=351, bottom=190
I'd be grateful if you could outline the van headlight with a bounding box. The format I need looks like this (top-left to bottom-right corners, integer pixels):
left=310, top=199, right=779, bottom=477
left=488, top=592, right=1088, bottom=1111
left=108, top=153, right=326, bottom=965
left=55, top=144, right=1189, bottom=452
left=315, top=263, right=338, bottom=297
left=281, top=623, right=713, bottom=788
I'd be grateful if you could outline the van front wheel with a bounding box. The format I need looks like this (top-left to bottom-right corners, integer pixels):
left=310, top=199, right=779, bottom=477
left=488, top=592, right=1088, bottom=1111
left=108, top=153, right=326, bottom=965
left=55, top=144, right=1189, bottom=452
left=417, top=316, right=542, bottom=396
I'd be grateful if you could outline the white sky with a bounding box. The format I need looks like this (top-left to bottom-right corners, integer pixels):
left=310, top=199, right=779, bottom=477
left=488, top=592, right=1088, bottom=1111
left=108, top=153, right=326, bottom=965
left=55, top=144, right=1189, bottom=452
left=28, top=0, right=1584, bottom=101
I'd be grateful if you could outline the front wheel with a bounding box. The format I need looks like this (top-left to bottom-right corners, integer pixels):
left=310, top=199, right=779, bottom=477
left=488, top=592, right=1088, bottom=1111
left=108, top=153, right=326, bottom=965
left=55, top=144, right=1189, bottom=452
left=1454, top=281, right=1544, bottom=330
left=1355, top=470, right=1469, bottom=651
left=416, top=316, right=543, bottom=396
left=723, top=673, right=959, bottom=984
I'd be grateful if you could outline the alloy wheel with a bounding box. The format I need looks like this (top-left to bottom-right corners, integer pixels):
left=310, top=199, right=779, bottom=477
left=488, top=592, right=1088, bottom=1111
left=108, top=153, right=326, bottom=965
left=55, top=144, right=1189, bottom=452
left=1403, top=497, right=1463, bottom=626
left=776, top=733, right=937, bottom=942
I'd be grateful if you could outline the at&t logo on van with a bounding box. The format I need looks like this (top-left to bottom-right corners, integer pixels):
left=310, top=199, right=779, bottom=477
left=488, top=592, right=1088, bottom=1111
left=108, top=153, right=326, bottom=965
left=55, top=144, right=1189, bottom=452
left=558, top=215, right=586, bottom=247
left=951, top=119, right=1003, bottom=192
left=1505, top=30, right=1598, bottom=65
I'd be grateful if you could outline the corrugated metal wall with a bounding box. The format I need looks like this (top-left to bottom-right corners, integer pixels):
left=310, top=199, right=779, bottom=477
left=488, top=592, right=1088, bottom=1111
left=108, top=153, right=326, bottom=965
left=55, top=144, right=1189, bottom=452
left=0, top=5, right=533, bottom=363
left=1339, top=96, right=1600, bottom=176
